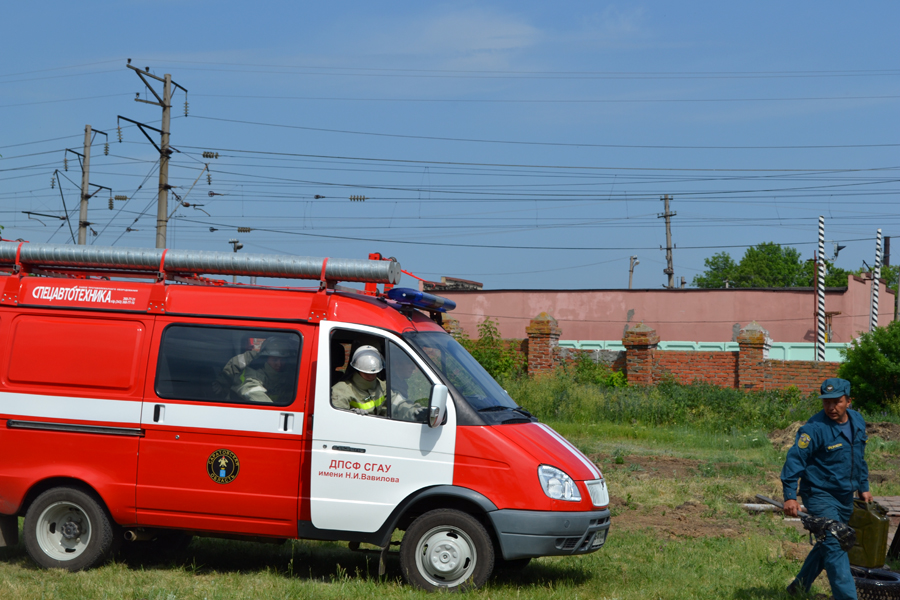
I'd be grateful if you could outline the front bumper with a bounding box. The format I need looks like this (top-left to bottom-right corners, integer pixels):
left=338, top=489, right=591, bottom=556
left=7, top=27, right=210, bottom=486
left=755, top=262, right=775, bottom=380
left=488, top=508, right=611, bottom=560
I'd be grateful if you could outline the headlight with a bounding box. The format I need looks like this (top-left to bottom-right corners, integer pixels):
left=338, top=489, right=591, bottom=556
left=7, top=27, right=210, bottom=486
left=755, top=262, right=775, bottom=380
left=538, top=465, right=581, bottom=502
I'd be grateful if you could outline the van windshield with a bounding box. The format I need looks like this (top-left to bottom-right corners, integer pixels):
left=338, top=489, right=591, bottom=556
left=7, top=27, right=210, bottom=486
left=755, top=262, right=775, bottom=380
left=404, top=331, right=520, bottom=414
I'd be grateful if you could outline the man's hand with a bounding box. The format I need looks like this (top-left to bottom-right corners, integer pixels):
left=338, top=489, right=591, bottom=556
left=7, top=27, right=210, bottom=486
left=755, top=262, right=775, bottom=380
left=859, top=491, right=874, bottom=503
left=783, top=499, right=800, bottom=517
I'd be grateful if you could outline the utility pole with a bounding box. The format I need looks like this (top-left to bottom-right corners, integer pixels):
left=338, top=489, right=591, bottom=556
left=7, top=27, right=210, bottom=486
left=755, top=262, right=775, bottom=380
left=69, top=125, right=109, bottom=244
left=628, top=256, right=639, bottom=289
left=78, top=125, right=92, bottom=245
left=122, top=60, right=187, bottom=248
left=658, top=195, right=676, bottom=289
left=156, top=73, right=172, bottom=250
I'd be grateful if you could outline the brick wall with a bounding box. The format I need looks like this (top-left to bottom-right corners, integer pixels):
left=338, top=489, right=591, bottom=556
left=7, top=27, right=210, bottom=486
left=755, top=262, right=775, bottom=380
left=524, top=314, right=839, bottom=393
left=652, top=350, right=739, bottom=387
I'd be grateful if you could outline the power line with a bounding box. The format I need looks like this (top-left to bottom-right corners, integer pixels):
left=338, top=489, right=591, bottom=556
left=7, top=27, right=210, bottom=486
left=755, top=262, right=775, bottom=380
left=195, top=93, right=900, bottom=105
left=191, top=115, right=900, bottom=150
left=0, top=93, right=131, bottom=109
left=129, top=59, right=900, bottom=79
left=178, top=144, right=900, bottom=172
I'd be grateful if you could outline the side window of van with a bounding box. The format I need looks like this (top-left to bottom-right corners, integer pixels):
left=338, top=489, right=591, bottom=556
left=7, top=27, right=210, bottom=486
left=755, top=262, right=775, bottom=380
left=328, top=330, right=428, bottom=423
left=156, top=325, right=301, bottom=406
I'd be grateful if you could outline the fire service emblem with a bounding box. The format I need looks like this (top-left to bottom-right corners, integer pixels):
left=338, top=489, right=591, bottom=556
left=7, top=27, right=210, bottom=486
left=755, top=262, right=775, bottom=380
left=207, top=449, right=240, bottom=484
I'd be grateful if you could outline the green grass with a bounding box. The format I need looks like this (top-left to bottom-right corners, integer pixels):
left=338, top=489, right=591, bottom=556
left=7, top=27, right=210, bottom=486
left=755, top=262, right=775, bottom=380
left=1, top=378, right=897, bottom=598
left=0, top=520, right=822, bottom=599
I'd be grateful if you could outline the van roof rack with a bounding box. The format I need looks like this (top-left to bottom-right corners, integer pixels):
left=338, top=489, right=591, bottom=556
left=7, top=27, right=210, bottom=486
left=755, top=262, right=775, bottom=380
left=0, top=242, right=401, bottom=286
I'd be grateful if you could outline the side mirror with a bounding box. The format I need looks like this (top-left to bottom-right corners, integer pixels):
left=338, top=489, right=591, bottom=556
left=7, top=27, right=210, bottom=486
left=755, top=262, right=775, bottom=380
left=428, top=384, right=448, bottom=428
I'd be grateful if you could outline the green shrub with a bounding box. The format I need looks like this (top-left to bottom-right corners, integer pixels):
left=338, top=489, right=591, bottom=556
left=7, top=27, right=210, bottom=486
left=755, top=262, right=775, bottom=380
left=565, top=352, right=628, bottom=388
left=838, top=321, right=900, bottom=411
left=454, top=317, right=526, bottom=380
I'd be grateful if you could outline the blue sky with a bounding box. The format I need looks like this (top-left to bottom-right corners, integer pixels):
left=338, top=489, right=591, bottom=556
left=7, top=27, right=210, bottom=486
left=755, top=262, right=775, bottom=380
left=1, top=2, right=898, bottom=289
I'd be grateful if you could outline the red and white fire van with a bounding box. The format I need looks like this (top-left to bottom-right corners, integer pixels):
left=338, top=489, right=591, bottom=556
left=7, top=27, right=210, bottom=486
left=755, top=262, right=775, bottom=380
left=0, top=242, right=609, bottom=591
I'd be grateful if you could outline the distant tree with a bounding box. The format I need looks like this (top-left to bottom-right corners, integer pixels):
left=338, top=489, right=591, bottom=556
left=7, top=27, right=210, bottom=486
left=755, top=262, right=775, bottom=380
left=692, top=252, right=737, bottom=288
left=693, top=242, right=852, bottom=288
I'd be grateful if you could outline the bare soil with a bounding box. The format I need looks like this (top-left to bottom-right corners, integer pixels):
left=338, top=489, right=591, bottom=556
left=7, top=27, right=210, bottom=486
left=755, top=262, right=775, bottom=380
left=768, top=421, right=900, bottom=450
left=610, top=496, right=748, bottom=539
left=591, top=453, right=700, bottom=479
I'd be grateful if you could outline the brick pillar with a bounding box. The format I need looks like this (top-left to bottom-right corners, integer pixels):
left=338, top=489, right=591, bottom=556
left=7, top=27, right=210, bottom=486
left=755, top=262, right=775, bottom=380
left=526, top=312, right=561, bottom=376
left=737, top=321, right=772, bottom=390
left=622, top=323, right=659, bottom=386
left=441, top=316, right=463, bottom=337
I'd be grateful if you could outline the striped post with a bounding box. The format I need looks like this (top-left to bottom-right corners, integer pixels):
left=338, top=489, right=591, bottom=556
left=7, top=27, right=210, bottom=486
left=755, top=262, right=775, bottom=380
left=871, top=228, right=883, bottom=331
left=816, top=216, right=826, bottom=361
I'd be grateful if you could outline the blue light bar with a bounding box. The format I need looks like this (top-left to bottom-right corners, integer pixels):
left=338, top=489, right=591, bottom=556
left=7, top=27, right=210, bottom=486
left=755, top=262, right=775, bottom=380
left=387, top=287, right=456, bottom=312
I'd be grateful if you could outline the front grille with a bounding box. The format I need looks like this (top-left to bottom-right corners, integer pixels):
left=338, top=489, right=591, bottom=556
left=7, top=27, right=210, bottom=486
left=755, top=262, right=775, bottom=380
left=556, top=537, right=580, bottom=550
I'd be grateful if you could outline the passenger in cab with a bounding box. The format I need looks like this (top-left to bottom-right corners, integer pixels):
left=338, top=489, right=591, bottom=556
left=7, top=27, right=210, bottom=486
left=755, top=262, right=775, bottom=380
left=331, top=345, right=426, bottom=422
left=217, top=336, right=297, bottom=403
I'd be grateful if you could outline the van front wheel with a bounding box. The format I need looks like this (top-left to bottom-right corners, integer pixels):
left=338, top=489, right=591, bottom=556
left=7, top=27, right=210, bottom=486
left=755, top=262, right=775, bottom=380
left=400, top=508, right=494, bottom=591
left=24, top=487, right=116, bottom=571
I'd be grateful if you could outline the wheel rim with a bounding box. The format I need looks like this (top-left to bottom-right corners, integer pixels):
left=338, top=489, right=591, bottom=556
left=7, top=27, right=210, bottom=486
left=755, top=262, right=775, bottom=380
left=35, top=501, right=92, bottom=561
left=414, top=524, right=477, bottom=587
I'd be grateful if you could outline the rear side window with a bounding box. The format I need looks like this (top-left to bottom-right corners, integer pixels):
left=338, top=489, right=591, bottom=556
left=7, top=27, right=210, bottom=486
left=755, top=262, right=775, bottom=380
left=7, top=315, right=144, bottom=392
left=156, top=325, right=301, bottom=406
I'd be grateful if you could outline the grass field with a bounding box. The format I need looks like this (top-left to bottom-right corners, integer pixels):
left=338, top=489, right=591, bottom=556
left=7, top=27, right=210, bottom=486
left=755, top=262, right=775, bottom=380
left=1, top=417, right=896, bottom=599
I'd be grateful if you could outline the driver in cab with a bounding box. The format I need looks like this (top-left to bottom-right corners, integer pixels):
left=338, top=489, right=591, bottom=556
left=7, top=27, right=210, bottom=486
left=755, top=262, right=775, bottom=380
left=331, top=345, right=426, bottom=422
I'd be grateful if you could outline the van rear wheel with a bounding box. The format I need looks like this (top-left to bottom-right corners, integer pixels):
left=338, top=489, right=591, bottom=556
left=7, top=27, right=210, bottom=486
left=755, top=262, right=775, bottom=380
left=400, top=508, right=494, bottom=591
left=24, top=487, right=115, bottom=571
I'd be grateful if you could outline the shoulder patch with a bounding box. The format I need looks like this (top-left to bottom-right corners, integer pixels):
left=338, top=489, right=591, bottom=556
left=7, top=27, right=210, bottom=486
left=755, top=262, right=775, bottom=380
left=797, top=433, right=811, bottom=449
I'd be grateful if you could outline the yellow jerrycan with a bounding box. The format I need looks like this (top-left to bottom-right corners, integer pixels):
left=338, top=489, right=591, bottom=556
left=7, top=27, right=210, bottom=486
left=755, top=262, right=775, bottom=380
left=848, top=500, right=890, bottom=568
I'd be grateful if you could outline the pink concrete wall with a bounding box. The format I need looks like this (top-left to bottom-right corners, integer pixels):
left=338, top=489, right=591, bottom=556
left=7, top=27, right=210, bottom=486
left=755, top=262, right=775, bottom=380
left=440, top=275, right=893, bottom=343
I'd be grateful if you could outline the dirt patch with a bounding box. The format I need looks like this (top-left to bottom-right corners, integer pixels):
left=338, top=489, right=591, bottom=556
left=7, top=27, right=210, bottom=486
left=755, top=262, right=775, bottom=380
left=592, top=454, right=700, bottom=479
left=611, top=498, right=746, bottom=539
left=768, top=421, right=900, bottom=450
left=867, top=422, right=900, bottom=442
left=768, top=422, right=803, bottom=450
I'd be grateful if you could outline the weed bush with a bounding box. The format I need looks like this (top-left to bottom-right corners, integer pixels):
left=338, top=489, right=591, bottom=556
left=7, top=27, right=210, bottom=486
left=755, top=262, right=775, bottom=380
left=500, top=373, right=826, bottom=433
left=454, top=317, right=526, bottom=380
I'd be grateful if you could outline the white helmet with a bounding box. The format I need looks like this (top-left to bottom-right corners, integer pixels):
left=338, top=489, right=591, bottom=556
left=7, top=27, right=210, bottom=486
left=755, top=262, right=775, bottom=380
left=350, top=345, right=384, bottom=374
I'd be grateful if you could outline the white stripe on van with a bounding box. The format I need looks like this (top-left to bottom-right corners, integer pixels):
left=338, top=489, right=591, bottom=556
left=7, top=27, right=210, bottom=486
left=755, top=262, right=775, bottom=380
left=141, top=401, right=303, bottom=436
left=537, top=423, right=602, bottom=479
left=0, top=391, right=142, bottom=425
left=0, top=391, right=303, bottom=437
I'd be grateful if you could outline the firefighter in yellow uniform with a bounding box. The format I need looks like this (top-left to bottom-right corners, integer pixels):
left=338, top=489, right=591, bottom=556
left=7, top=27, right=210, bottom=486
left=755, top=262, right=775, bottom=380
left=331, top=345, right=426, bottom=422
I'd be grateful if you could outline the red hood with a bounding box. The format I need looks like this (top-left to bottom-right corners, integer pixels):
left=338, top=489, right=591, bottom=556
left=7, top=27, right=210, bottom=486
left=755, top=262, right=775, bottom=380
left=492, top=423, right=603, bottom=481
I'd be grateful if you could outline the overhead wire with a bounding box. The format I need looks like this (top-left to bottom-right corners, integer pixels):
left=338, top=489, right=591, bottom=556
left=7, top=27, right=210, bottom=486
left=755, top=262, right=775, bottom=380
left=190, top=115, right=900, bottom=150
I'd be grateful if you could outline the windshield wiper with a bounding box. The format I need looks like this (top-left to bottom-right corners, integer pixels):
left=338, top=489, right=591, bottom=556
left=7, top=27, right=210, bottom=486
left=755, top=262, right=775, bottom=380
left=513, top=406, right=533, bottom=418
left=477, top=406, right=510, bottom=413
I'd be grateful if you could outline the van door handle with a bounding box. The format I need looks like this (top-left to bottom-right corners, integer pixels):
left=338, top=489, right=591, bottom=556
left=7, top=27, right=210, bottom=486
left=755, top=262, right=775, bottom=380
left=153, top=404, right=165, bottom=423
left=279, top=413, right=294, bottom=433
left=332, top=445, right=366, bottom=454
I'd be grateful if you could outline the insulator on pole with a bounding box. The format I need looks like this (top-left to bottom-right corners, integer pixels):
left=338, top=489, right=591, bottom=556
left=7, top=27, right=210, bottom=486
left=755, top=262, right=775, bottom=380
left=114, top=195, right=127, bottom=201
left=117, top=126, right=123, bottom=142
left=109, top=198, right=114, bottom=210
left=184, top=96, right=189, bottom=117
left=50, top=176, right=55, bottom=189
left=207, top=173, right=212, bottom=185
left=64, top=156, right=68, bottom=171
left=104, top=142, right=109, bottom=156
left=237, top=227, right=252, bottom=233
left=350, top=195, right=367, bottom=202
left=202, top=151, right=219, bottom=159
